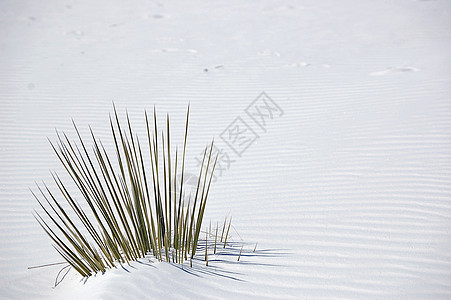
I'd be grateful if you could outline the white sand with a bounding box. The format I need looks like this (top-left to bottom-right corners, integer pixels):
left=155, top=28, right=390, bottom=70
left=1, top=0, right=451, bottom=299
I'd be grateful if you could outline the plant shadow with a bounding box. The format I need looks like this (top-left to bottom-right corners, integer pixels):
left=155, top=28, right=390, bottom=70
left=164, top=242, right=289, bottom=282
left=77, top=243, right=288, bottom=285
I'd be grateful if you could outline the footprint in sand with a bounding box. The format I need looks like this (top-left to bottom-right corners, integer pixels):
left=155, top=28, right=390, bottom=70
left=370, top=66, right=420, bottom=76
left=287, top=62, right=310, bottom=67
left=257, top=49, right=281, bottom=57
left=153, top=48, right=197, bottom=54
left=203, top=65, right=224, bottom=72
left=286, top=62, right=331, bottom=68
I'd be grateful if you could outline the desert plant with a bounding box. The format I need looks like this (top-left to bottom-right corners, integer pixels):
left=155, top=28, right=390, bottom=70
left=33, top=105, right=218, bottom=277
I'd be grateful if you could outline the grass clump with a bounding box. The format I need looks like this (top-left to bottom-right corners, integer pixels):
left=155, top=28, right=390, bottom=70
left=33, top=105, right=218, bottom=277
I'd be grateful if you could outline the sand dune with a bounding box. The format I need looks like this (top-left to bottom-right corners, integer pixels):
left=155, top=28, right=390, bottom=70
left=1, top=0, right=451, bottom=299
